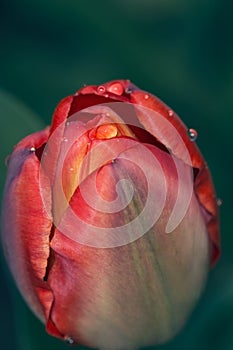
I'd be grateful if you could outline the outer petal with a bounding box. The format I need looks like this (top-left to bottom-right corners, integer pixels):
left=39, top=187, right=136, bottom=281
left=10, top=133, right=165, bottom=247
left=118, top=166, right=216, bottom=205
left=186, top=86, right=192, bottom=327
left=45, top=142, right=209, bottom=350
left=127, top=86, right=220, bottom=265
left=1, top=128, right=61, bottom=336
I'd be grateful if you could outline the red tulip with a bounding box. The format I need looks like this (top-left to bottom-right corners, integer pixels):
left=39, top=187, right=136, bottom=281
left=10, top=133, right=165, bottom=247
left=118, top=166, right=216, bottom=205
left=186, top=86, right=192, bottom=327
left=2, top=80, right=220, bottom=350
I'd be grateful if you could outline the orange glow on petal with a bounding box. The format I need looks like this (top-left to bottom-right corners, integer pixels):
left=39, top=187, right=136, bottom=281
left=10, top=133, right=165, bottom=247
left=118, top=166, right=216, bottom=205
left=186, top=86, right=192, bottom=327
left=95, top=124, right=118, bottom=140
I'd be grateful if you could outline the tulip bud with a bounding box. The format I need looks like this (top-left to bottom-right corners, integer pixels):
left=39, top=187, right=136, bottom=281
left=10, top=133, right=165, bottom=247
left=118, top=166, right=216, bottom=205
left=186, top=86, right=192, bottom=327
left=1, top=80, right=220, bottom=350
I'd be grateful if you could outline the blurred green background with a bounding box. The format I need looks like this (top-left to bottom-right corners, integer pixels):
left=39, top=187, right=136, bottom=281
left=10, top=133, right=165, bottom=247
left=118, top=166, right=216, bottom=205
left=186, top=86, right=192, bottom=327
left=0, top=0, right=232, bottom=349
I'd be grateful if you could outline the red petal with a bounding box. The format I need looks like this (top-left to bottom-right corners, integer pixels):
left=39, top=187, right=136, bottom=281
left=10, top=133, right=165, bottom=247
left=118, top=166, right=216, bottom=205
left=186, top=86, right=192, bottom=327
left=50, top=95, right=73, bottom=134
left=128, top=87, right=220, bottom=266
left=44, top=140, right=209, bottom=348
left=2, top=129, right=55, bottom=324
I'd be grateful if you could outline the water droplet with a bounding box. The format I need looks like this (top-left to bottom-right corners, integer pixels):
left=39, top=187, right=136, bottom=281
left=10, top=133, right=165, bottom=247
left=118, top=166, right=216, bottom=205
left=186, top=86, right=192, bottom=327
left=144, top=94, right=149, bottom=100
left=96, top=124, right=118, bottom=140
left=30, top=147, right=36, bottom=152
left=217, top=198, right=223, bottom=206
left=168, top=109, right=174, bottom=117
left=64, top=336, right=75, bottom=345
left=97, top=85, right=106, bottom=94
left=188, top=128, right=198, bottom=141
left=63, top=138, right=68, bottom=142
left=107, top=82, right=124, bottom=95
left=70, top=167, right=74, bottom=171
left=125, top=87, right=132, bottom=94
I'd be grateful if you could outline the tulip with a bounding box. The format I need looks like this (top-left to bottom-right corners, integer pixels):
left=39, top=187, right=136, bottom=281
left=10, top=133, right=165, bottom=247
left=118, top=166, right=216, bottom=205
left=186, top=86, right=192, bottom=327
left=1, top=80, right=220, bottom=350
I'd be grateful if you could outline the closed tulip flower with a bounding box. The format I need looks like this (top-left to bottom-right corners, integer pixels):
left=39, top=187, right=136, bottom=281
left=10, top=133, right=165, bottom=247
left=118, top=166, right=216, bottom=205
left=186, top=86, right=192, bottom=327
left=1, top=80, right=220, bottom=350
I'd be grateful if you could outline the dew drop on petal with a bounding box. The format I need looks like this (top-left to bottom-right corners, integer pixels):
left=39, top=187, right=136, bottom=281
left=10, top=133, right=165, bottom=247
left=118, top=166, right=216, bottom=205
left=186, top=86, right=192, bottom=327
left=125, top=87, right=133, bottom=94
left=64, top=336, right=75, bottom=345
left=188, top=128, right=198, bottom=141
left=168, top=109, right=174, bottom=117
left=30, top=147, right=36, bottom=152
left=96, top=124, right=118, bottom=139
left=97, top=85, right=106, bottom=94
left=63, top=137, right=68, bottom=142
left=144, top=94, right=149, bottom=100
left=107, top=82, right=124, bottom=95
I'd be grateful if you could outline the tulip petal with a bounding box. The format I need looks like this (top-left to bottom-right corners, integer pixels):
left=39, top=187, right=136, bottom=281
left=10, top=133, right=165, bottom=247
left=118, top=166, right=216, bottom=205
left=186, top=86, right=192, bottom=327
left=127, top=88, right=219, bottom=265
left=45, top=140, right=209, bottom=350
left=1, top=128, right=55, bottom=324
left=50, top=95, right=74, bottom=134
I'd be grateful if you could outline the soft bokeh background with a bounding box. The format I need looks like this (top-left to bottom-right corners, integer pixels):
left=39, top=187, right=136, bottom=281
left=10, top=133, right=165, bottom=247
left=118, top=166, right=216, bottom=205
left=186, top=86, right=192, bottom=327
left=0, top=0, right=232, bottom=349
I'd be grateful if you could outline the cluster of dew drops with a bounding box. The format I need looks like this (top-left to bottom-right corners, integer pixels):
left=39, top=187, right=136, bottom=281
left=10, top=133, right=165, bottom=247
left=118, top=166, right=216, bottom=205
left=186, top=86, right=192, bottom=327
left=95, top=83, right=199, bottom=142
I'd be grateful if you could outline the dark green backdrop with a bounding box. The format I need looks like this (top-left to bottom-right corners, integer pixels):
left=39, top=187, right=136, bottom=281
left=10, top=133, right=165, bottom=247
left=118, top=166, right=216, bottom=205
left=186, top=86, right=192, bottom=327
left=0, top=1, right=232, bottom=349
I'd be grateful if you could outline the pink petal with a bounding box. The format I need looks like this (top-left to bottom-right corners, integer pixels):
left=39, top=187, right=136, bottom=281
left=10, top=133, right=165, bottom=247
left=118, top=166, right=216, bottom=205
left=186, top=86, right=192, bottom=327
left=45, top=140, right=209, bottom=349
left=1, top=128, right=58, bottom=332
